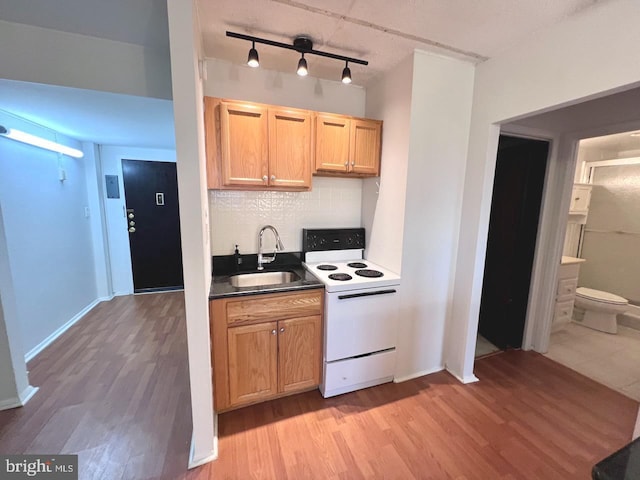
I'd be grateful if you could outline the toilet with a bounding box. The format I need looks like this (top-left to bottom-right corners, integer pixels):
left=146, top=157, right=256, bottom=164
left=574, top=287, right=629, bottom=334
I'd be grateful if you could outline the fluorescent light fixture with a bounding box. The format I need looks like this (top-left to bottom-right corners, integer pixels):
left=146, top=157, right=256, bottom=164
left=0, top=125, right=84, bottom=158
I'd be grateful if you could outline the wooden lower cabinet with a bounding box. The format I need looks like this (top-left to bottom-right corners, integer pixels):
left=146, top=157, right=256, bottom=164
left=211, top=289, right=323, bottom=412
left=227, top=321, right=278, bottom=406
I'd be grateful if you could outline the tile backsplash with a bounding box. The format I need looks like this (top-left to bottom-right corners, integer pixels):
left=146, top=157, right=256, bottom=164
left=209, top=176, right=363, bottom=255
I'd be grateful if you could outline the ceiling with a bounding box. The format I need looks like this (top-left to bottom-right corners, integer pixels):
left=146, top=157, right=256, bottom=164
left=200, top=0, right=609, bottom=86
left=0, top=0, right=169, bottom=51
left=0, top=0, right=611, bottom=147
left=581, top=130, right=640, bottom=154
left=0, top=80, right=175, bottom=149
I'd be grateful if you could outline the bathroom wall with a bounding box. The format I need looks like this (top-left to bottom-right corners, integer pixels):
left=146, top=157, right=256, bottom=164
left=208, top=177, right=362, bottom=255
left=579, top=163, right=640, bottom=304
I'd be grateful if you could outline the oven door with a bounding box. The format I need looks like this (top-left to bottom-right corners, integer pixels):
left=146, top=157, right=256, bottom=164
left=324, top=287, right=399, bottom=362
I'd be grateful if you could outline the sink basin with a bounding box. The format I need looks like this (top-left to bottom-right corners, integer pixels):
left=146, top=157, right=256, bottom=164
left=229, top=271, right=301, bottom=288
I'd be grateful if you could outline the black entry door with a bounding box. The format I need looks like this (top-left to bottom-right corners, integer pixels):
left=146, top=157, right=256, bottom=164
left=122, top=159, right=184, bottom=292
left=478, top=135, right=549, bottom=349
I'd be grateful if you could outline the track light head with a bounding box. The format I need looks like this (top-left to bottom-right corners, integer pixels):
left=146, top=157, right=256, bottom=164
left=247, top=41, right=259, bottom=68
left=342, top=62, right=352, bottom=84
left=297, top=54, right=308, bottom=77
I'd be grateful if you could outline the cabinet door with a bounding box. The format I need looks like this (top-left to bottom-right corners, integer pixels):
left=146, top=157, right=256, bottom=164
left=228, top=321, right=278, bottom=406
left=315, top=114, right=350, bottom=172
left=278, top=315, right=322, bottom=393
left=269, top=108, right=312, bottom=189
left=570, top=184, right=592, bottom=214
left=219, top=102, right=269, bottom=187
left=350, top=119, right=381, bottom=176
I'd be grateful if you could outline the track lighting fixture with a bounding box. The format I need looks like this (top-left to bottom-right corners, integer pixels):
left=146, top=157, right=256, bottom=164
left=227, top=31, right=367, bottom=84
left=247, top=41, right=259, bottom=68
left=341, top=62, right=352, bottom=84
left=297, top=53, right=308, bottom=77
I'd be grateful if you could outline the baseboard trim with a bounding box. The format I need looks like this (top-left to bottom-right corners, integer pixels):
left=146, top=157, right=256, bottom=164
left=446, top=367, right=479, bottom=384
left=25, top=297, right=106, bottom=362
left=0, top=396, right=21, bottom=411
left=19, top=385, right=38, bottom=405
left=394, top=365, right=444, bottom=383
left=188, top=414, right=218, bottom=469
left=0, top=385, right=39, bottom=412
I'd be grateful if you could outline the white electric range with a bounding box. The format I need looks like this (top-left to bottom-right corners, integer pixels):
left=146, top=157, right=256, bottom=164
left=302, top=228, right=401, bottom=398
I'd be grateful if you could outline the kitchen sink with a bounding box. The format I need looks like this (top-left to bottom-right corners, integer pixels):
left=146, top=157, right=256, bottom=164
left=229, top=271, right=301, bottom=288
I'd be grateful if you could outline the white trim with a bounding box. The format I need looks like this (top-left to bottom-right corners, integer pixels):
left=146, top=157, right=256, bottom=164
left=19, top=385, right=38, bottom=405
left=446, top=367, right=479, bottom=384
left=586, top=156, right=640, bottom=169
left=393, top=365, right=444, bottom=383
left=0, top=385, right=39, bottom=411
left=24, top=297, right=107, bottom=362
left=188, top=413, right=218, bottom=469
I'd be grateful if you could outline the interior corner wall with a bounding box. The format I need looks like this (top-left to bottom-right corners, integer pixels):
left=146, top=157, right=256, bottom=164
left=0, top=204, right=30, bottom=409
left=98, top=145, right=176, bottom=296
left=447, top=0, right=640, bottom=381
left=362, top=54, right=413, bottom=273
left=167, top=0, right=216, bottom=467
left=0, top=111, right=97, bottom=357
left=396, top=51, right=475, bottom=380
left=0, top=20, right=172, bottom=100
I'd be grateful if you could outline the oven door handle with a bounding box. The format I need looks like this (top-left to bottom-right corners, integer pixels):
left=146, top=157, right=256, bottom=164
left=338, top=289, right=397, bottom=300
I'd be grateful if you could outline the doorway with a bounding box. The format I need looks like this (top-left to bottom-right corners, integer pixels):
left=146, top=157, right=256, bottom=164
left=122, top=159, right=184, bottom=293
left=477, top=135, right=549, bottom=351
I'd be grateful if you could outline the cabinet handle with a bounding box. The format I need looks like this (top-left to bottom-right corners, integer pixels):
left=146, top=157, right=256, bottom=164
left=351, top=161, right=355, bottom=167
left=263, top=175, right=268, bottom=182
left=344, top=161, right=348, bottom=167
left=271, top=175, right=276, bottom=181
left=279, top=327, right=285, bottom=333
left=271, top=329, right=276, bottom=335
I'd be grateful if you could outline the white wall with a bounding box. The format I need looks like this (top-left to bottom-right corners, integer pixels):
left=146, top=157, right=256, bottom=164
left=0, top=111, right=98, bottom=357
left=363, top=54, right=413, bottom=273
left=205, top=58, right=366, bottom=117
left=0, top=20, right=172, bottom=100
left=99, top=145, right=176, bottom=295
left=447, top=0, right=640, bottom=381
left=0, top=203, right=32, bottom=410
left=364, top=50, right=475, bottom=382
left=209, top=177, right=362, bottom=255
left=205, top=58, right=368, bottom=255
left=401, top=52, right=475, bottom=380
left=167, top=0, right=216, bottom=468
left=83, top=142, right=111, bottom=300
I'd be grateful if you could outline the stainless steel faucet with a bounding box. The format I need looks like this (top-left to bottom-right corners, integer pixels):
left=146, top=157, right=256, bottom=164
left=257, top=225, right=284, bottom=270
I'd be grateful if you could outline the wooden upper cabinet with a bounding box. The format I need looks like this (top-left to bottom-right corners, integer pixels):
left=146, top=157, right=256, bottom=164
left=350, top=119, right=382, bottom=176
left=315, top=113, right=351, bottom=173
left=315, top=113, right=382, bottom=177
left=219, top=102, right=269, bottom=187
left=204, top=97, right=383, bottom=189
left=269, top=108, right=312, bottom=189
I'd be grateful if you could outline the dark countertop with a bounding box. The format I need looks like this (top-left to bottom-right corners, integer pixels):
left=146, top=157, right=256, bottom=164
left=209, top=251, right=324, bottom=300
left=592, top=437, right=640, bottom=480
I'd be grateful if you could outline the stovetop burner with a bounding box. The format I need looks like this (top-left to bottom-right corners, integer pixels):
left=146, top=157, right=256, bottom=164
left=355, top=269, right=384, bottom=278
left=328, top=273, right=352, bottom=281
left=317, top=264, right=338, bottom=271
left=347, top=262, right=368, bottom=268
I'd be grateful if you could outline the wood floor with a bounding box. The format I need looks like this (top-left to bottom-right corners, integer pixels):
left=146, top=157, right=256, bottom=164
left=1, top=292, right=637, bottom=479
